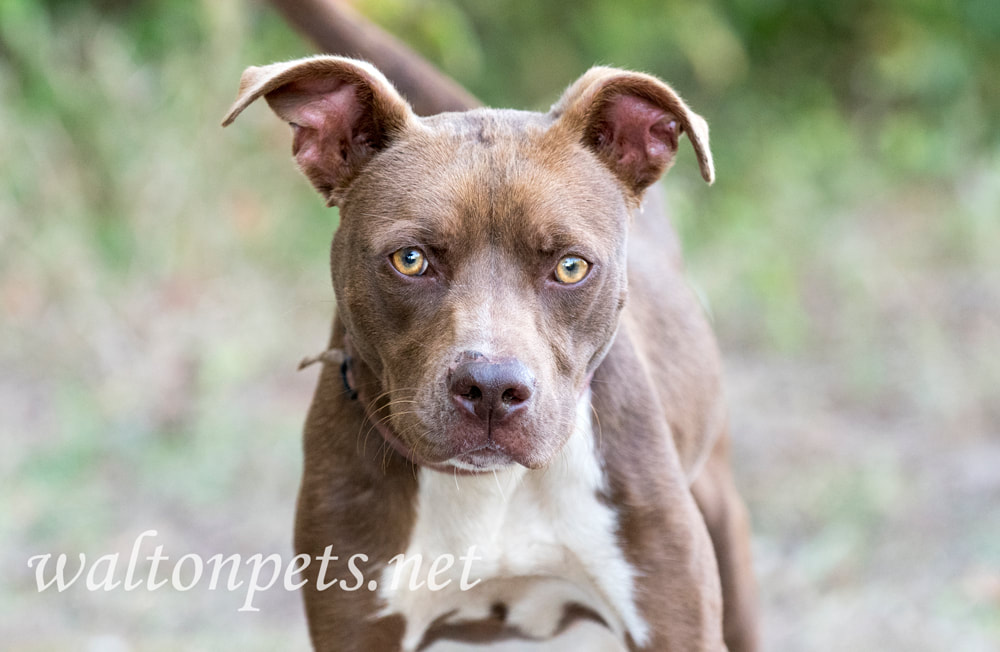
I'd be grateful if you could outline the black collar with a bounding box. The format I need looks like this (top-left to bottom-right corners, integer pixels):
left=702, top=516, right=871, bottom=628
left=340, top=355, right=358, bottom=401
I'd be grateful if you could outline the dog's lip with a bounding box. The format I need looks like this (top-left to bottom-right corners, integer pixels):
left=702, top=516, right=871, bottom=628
left=450, top=445, right=516, bottom=472
left=364, top=410, right=518, bottom=472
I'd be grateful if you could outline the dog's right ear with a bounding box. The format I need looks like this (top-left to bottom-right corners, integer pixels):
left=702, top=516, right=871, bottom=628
left=222, top=56, right=416, bottom=206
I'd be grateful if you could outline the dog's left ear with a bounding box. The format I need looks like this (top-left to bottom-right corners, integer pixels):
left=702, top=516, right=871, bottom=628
left=551, top=67, right=714, bottom=197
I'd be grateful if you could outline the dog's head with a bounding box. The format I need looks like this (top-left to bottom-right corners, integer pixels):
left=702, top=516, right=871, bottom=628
left=224, top=56, right=712, bottom=471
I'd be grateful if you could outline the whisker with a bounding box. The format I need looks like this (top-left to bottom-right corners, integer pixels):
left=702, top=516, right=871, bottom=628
left=491, top=468, right=508, bottom=501
left=351, top=386, right=422, bottom=458
left=590, top=402, right=604, bottom=454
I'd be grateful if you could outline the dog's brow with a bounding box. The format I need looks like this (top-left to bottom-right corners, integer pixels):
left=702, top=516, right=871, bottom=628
left=520, top=216, right=601, bottom=255
left=370, top=221, right=447, bottom=253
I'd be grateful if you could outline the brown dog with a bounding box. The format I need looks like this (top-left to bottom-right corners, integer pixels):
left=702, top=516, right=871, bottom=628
left=224, top=45, right=756, bottom=652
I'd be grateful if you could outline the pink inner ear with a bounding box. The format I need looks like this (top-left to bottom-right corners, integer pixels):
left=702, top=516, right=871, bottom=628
left=267, top=78, right=371, bottom=197
left=598, top=94, right=680, bottom=190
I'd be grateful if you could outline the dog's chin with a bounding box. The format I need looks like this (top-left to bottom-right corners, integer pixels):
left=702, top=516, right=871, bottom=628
left=435, top=441, right=559, bottom=473
left=447, top=448, right=517, bottom=473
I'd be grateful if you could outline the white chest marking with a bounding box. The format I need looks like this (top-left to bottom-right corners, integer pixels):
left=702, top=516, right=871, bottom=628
left=378, top=390, right=649, bottom=651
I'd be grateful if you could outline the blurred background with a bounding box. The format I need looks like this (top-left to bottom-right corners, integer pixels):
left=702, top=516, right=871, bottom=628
left=1, top=0, right=998, bottom=649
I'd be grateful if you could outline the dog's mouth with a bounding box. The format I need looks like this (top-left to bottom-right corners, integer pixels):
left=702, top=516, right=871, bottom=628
left=393, top=423, right=526, bottom=474
left=358, top=398, right=522, bottom=472
left=449, top=444, right=517, bottom=472
left=368, top=389, right=590, bottom=474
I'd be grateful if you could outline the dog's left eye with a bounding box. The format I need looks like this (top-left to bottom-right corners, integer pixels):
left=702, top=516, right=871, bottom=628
left=391, top=247, right=429, bottom=276
left=554, top=255, right=590, bottom=284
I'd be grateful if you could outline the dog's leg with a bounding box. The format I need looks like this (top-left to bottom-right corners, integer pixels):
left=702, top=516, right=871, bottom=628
left=590, top=332, right=727, bottom=651
left=294, top=354, right=416, bottom=652
left=692, top=433, right=759, bottom=652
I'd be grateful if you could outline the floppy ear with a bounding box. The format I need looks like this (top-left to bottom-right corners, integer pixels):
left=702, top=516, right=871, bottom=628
left=551, top=67, right=714, bottom=198
left=222, top=55, right=416, bottom=206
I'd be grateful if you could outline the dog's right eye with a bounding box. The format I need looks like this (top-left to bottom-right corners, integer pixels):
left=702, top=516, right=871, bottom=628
left=554, top=255, right=590, bottom=284
left=390, top=247, right=429, bottom=276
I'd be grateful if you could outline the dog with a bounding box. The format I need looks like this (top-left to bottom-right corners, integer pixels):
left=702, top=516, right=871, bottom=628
left=224, top=46, right=756, bottom=652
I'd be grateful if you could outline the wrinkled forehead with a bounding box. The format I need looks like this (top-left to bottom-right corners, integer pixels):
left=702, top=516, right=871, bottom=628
left=344, top=109, right=629, bottom=255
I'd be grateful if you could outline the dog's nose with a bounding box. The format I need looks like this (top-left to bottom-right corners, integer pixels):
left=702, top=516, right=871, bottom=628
left=449, top=359, right=534, bottom=423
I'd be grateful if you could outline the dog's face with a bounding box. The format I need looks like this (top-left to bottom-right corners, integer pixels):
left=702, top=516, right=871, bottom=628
left=223, top=57, right=713, bottom=471
left=333, top=111, right=629, bottom=469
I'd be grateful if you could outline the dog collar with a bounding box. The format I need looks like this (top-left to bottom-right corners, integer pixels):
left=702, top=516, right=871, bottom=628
left=296, top=340, right=359, bottom=401
left=340, top=355, right=358, bottom=400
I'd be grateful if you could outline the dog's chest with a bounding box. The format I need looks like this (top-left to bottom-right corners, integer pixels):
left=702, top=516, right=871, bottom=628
left=378, top=392, right=649, bottom=650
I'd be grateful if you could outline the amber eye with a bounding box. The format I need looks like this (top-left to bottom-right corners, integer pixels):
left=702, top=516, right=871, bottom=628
left=390, top=247, right=428, bottom=276
left=554, top=255, right=590, bottom=284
